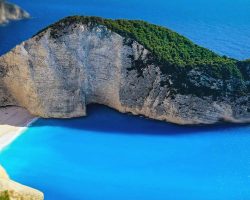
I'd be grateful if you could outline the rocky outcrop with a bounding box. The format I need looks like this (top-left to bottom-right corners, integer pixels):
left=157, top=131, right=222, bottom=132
left=0, top=0, right=29, bottom=24
left=0, top=17, right=249, bottom=124
left=0, top=165, right=44, bottom=200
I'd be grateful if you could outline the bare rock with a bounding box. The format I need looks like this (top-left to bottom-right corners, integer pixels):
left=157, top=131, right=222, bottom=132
left=0, top=19, right=249, bottom=124
left=0, top=0, right=30, bottom=24
left=0, top=165, right=44, bottom=200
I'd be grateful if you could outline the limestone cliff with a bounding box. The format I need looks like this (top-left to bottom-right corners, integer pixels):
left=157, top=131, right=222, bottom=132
left=0, top=16, right=249, bottom=124
left=0, top=165, right=44, bottom=200
left=0, top=0, right=29, bottom=24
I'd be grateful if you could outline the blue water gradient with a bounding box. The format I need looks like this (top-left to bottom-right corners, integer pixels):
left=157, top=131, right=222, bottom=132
left=1, top=0, right=250, bottom=199
left=0, top=0, right=250, bottom=59
left=1, top=105, right=250, bottom=200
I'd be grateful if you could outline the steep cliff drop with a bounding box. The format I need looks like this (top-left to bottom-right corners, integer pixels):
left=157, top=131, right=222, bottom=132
left=0, top=0, right=29, bottom=24
left=0, top=16, right=249, bottom=124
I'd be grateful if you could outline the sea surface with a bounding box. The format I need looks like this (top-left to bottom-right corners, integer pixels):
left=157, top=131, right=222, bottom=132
left=1, top=0, right=250, bottom=59
left=1, top=0, right=250, bottom=200
left=1, top=105, right=250, bottom=200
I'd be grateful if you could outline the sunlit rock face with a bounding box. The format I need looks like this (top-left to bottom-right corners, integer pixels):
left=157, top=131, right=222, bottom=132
left=0, top=19, right=249, bottom=125
left=0, top=165, right=44, bottom=200
left=0, top=0, right=29, bottom=24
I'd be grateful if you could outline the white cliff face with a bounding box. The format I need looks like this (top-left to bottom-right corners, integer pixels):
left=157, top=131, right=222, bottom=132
left=0, top=0, right=29, bottom=24
left=0, top=23, right=249, bottom=124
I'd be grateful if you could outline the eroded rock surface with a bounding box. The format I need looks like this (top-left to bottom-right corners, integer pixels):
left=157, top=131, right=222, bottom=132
left=0, top=0, right=29, bottom=24
left=0, top=18, right=249, bottom=124
left=0, top=165, right=44, bottom=200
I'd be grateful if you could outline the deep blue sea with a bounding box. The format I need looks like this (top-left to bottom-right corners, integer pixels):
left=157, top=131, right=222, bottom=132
left=1, top=0, right=250, bottom=200
left=1, top=0, right=250, bottom=59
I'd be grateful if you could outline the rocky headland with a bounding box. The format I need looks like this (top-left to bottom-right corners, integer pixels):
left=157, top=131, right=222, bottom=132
left=0, top=16, right=249, bottom=125
left=0, top=0, right=29, bottom=24
left=0, top=165, right=43, bottom=199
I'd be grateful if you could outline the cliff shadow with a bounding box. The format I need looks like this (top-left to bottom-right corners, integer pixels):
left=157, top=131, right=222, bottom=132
left=27, top=104, right=250, bottom=136
left=0, top=105, right=35, bottom=128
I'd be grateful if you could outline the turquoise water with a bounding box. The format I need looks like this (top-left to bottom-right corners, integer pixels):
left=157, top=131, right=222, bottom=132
left=1, top=105, right=250, bottom=200
left=1, top=0, right=250, bottom=199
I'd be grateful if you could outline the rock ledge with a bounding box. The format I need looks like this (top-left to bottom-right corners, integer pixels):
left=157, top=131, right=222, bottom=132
left=0, top=165, right=44, bottom=200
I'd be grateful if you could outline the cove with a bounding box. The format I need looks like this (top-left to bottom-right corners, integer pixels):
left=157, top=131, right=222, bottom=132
left=1, top=105, right=250, bottom=200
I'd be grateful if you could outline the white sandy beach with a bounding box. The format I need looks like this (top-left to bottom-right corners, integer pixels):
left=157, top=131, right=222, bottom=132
left=0, top=106, right=37, bottom=150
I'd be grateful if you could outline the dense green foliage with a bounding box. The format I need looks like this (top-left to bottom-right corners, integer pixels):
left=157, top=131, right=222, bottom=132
left=238, top=59, right=250, bottom=80
left=37, top=16, right=248, bottom=80
left=0, top=191, right=10, bottom=200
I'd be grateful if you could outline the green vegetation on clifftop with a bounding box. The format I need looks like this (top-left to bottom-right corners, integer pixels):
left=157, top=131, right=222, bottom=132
left=36, top=16, right=248, bottom=81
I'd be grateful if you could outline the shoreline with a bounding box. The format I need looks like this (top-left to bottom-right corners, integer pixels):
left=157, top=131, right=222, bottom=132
left=0, top=106, right=38, bottom=151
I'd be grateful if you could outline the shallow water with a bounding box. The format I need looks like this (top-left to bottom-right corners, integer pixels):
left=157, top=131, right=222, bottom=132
left=1, top=105, right=250, bottom=200
left=1, top=0, right=250, bottom=199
